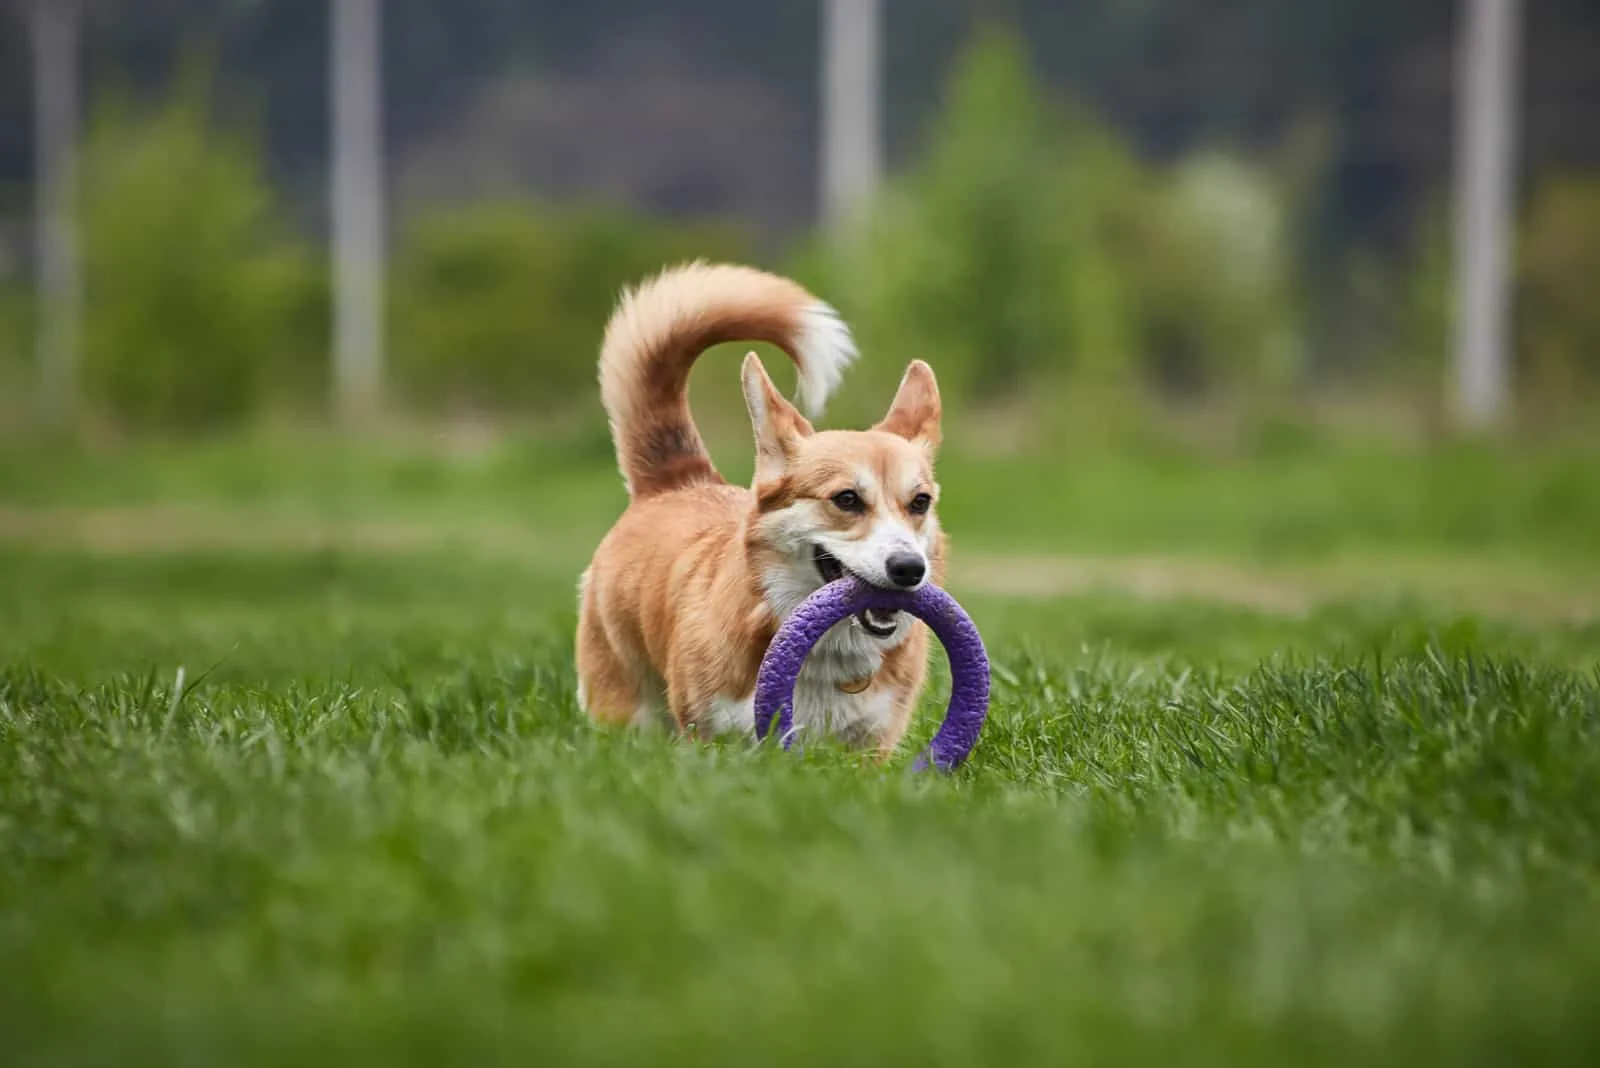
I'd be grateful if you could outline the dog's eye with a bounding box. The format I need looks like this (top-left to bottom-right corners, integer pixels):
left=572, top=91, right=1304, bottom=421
left=908, top=493, right=933, bottom=516
left=831, top=489, right=865, bottom=513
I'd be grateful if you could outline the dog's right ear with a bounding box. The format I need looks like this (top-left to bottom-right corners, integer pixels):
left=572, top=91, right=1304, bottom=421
left=742, top=352, right=813, bottom=482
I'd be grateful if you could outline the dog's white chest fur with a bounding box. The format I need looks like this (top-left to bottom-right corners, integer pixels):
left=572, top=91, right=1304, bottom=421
left=699, top=618, right=898, bottom=744
left=792, top=671, right=897, bottom=743
left=703, top=677, right=893, bottom=744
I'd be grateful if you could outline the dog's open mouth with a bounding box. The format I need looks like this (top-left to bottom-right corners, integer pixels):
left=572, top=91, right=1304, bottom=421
left=812, top=544, right=846, bottom=584
left=812, top=545, right=900, bottom=639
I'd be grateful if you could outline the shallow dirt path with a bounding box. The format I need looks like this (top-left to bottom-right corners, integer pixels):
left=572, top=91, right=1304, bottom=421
left=3, top=505, right=1596, bottom=625
left=953, top=552, right=1600, bottom=626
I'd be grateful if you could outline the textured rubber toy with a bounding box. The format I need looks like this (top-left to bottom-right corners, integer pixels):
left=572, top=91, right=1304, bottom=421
left=752, top=576, right=991, bottom=772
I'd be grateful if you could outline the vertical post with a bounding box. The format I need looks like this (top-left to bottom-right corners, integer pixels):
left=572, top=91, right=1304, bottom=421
left=1453, top=0, right=1520, bottom=429
left=332, top=0, right=385, bottom=424
left=31, top=0, right=82, bottom=426
left=820, top=0, right=883, bottom=238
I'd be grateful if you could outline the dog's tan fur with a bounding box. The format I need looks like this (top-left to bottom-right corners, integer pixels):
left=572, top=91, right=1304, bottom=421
left=576, top=262, right=946, bottom=753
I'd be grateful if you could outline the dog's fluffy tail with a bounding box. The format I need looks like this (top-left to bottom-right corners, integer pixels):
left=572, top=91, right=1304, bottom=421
left=599, top=261, right=857, bottom=498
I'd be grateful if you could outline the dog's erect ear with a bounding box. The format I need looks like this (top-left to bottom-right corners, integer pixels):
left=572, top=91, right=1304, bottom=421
left=742, top=352, right=814, bottom=482
left=874, top=360, right=942, bottom=452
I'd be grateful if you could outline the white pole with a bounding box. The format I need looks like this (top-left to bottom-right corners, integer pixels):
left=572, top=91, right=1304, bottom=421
left=31, top=0, right=82, bottom=426
left=332, top=0, right=385, bottom=424
left=820, top=0, right=883, bottom=236
left=1453, top=0, right=1520, bottom=428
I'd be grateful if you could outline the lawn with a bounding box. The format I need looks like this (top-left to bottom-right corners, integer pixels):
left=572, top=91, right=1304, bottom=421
left=2, top=434, right=1599, bottom=1065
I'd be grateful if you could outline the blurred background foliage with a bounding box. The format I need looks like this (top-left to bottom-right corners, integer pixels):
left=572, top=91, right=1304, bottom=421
left=390, top=201, right=748, bottom=419
left=1, top=6, right=1598, bottom=443
left=74, top=64, right=326, bottom=433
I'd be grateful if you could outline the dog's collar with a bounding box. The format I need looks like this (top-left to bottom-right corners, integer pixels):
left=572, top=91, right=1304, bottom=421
left=837, top=675, right=872, bottom=695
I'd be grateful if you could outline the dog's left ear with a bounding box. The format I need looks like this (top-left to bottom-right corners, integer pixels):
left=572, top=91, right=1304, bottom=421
left=874, top=360, right=942, bottom=452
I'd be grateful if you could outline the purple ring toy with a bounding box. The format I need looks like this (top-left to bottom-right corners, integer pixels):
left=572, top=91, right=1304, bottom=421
left=752, top=576, right=991, bottom=772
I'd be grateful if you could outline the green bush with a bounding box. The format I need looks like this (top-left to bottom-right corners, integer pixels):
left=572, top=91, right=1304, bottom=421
left=1518, top=178, right=1600, bottom=419
left=78, top=67, right=324, bottom=433
left=1320, top=197, right=1453, bottom=440
left=389, top=201, right=749, bottom=417
left=1335, top=177, right=1600, bottom=432
left=797, top=22, right=1308, bottom=424
left=1135, top=151, right=1307, bottom=396
left=0, top=283, right=31, bottom=432
left=808, top=23, right=1141, bottom=409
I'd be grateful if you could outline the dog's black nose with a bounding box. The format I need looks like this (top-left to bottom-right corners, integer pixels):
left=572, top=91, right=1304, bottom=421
left=886, top=552, right=927, bottom=588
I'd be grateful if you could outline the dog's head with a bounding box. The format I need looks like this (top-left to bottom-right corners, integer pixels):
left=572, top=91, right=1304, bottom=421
left=742, top=353, right=943, bottom=649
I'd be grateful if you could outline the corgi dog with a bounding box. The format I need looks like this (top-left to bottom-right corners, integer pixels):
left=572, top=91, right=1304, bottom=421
left=576, top=262, right=945, bottom=754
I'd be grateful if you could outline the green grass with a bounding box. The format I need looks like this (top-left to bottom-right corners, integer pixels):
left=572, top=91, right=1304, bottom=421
left=3, top=435, right=1600, bottom=1065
